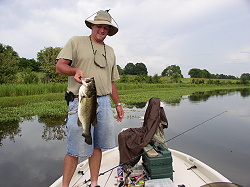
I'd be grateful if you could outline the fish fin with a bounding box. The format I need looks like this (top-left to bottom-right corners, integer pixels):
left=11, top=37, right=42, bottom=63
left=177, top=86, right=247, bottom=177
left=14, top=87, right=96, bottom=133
left=92, top=102, right=98, bottom=126
left=79, top=94, right=87, bottom=101
left=77, top=118, right=82, bottom=127
left=92, top=116, right=97, bottom=126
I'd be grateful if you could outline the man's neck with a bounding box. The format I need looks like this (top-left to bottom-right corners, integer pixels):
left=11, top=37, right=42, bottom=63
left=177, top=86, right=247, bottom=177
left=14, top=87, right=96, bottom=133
left=90, top=35, right=104, bottom=45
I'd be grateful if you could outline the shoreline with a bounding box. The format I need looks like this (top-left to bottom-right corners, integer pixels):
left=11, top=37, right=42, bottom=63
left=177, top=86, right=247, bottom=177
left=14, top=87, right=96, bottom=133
left=0, top=83, right=249, bottom=123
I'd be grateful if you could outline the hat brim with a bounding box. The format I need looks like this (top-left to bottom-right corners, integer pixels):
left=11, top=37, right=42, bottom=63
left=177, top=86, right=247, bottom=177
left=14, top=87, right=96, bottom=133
left=85, top=20, right=118, bottom=36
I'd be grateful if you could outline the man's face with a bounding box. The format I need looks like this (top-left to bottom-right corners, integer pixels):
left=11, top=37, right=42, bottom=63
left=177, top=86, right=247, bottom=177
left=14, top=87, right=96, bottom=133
left=91, top=24, right=110, bottom=43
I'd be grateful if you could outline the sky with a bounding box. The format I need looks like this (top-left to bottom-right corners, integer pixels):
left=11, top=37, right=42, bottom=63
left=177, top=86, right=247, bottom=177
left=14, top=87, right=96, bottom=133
left=1, top=0, right=250, bottom=77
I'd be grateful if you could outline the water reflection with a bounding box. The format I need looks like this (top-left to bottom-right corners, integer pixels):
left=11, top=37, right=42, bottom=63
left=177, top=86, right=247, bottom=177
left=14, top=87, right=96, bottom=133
left=0, top=120, right=21, bottom=146
left=239, top=88, right=250, bottom=97
left=188, top=88, right=250, bottom=102
left=0, top=88, right=250, bottom=187
left=0, top=88, right=250, bottom=146
left=0, top=115, right=67, bottom=146
left=38, top=115, right=67, bottom=141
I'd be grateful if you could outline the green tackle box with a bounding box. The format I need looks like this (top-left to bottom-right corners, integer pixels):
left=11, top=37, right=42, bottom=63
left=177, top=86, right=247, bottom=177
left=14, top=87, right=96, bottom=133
left=142, top=142, right=173, bottom=180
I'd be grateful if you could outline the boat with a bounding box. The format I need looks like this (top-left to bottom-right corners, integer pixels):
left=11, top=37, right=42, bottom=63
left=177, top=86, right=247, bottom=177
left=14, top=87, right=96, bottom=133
left=51, top=98, right=241, bottom=187
left=50, top=146, right=239, bottom=187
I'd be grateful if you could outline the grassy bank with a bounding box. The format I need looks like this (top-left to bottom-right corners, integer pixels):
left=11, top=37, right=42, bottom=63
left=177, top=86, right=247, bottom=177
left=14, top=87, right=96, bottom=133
left=0, top=83, right=66, bottom=97
left=117, top=83, right=249, bottom=103
left=0, top=82, right=249, bottom=123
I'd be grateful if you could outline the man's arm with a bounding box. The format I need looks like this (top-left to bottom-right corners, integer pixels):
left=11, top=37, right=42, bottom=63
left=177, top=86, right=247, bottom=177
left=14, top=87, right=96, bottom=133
left=56, top=59, right=84, bottom=84
left=110, top=81, right=124, bottom=122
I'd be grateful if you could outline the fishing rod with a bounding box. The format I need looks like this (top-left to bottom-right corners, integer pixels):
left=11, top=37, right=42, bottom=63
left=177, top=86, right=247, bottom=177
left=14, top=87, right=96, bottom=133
left=74, top=110, right=228, bottom=187
left=120, top=110, right=228, bottom=168
left=165, top=110, right=228, bottom=143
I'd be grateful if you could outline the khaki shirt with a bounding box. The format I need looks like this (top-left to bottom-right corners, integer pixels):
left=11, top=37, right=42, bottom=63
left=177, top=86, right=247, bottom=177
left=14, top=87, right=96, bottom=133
left=57, top=36, right=120, bottom=96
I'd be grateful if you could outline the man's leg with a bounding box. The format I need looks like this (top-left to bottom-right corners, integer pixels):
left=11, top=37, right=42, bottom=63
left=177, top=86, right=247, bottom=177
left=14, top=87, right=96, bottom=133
left=62, top=154, right=78, bottom=187
left=89, top=148, right=102, bottom=187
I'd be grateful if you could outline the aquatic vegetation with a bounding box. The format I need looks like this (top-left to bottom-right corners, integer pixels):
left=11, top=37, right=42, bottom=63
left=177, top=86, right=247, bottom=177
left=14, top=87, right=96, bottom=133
left=0, top=82, right=249, bottom=123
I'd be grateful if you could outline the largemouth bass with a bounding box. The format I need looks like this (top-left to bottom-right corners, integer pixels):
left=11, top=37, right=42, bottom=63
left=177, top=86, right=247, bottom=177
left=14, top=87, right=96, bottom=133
left=78, top=77, right=97, bottom=145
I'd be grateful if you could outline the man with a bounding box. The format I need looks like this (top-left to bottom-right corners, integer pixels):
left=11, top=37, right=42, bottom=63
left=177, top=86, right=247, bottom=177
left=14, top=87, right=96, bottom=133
left=56, top=10, right=124, bottom=187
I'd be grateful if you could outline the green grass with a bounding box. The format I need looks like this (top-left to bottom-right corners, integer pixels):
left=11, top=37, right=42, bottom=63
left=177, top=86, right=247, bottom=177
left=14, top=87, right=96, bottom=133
left=0, top=81, right=249, bottom=123
left=117, top=83, right=249, bottom=103
left=0, top=93, right=67, bottom=123
left=0, top=83, right=66, bottom=97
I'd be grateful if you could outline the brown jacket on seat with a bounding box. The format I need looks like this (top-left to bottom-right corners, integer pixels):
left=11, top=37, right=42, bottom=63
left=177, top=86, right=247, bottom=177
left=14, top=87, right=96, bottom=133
left=118, top=97, right=168, bottom=167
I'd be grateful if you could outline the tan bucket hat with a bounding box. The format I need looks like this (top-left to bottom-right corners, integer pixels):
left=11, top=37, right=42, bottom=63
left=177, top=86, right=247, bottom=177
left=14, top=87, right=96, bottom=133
left=85, top=10, right=118, bottom=36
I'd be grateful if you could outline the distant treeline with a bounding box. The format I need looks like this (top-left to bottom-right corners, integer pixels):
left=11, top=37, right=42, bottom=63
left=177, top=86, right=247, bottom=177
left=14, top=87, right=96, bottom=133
left=116, top=75, right=249, bottom=85
left=1, top=43, right=249, bottom=85
left=187, top=68, right=250, bottom=80
left=119, top=63, right=250, bottom=81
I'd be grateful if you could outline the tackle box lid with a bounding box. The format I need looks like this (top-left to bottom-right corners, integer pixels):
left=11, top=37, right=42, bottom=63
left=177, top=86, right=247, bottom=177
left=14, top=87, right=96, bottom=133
left=143, top=144, right=159, bottom=157
left=145, top=178, right=175, bottom=187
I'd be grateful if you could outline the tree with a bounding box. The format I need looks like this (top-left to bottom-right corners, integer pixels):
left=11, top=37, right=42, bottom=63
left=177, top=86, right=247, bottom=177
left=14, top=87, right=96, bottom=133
left=20, top=69, right=39, bottom=84
left=135, top=62, right=148, bottom=75
left=123, top=62, right=148, bottom=75
left=152, top=74, right=161, bottom=83
left=124, top=62, right=136, bottom=75
left=117, top=65, right=124, bottom=75
left=227, top=75, right=237, bottom=80
left=37, top=46, right=67, bottom=83
left=240, top=73, right=249, bottom=84
left=218, top=74, right=226, bottom=79
left=18, top=57, right=41, bottom=72
left=240, top=73, right=250, bottom=80
left=188, top=68, right=202, bottom=78
left=201, top=69, right=211, bottom=78
left=240, top=74, right=248, bottom=84
left=0, top=43, right=19, bottom=84
left=171, top=72, right=181, bottom=83
left=161, top=65, right=183, bottom=78
left=210, top=74, right=218, bottom=79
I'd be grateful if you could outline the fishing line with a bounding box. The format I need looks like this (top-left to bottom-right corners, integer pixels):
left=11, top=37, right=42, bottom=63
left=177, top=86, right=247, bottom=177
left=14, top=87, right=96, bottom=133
left=74, top=110, right=228, bottom=186
left=119, top=110, right=228, bottom=167
left=165, top=110, right=228, bottom=143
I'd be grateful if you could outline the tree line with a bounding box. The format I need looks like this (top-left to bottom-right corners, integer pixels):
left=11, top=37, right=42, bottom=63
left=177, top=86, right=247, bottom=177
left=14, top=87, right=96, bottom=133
left=1, top=43, right=249, bottom=84
left=118, top=63, right=249, bottom=82
left=0, top=43, right=66, bottom=84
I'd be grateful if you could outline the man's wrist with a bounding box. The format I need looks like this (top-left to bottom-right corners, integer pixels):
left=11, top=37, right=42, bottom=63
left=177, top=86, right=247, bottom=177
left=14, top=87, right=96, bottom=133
left=115, top=103, right=122, bottom=107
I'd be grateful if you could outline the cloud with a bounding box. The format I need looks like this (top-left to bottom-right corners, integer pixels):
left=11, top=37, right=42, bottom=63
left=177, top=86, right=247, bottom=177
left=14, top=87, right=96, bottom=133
left=0, top=0, right=250, bottom=77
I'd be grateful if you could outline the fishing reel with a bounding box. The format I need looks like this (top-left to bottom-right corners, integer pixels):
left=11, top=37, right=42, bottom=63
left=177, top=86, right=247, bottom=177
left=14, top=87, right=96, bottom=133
left=116, top=167, right=147, bottom=187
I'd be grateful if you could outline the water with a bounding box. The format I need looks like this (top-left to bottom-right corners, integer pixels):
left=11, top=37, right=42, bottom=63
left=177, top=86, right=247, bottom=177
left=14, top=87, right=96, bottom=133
left=0, top=89, right=249, bottom=187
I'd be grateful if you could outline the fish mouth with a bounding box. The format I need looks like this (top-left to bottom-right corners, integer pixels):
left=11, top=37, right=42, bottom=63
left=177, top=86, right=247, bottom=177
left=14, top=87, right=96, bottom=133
left=85, top=78, right=93, bottom=83
left=81, top=77, right=94, bottom=86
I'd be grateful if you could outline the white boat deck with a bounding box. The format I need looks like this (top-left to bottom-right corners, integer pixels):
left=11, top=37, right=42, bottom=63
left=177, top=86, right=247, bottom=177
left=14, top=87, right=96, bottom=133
left=50, top=147, right=231, bottom=187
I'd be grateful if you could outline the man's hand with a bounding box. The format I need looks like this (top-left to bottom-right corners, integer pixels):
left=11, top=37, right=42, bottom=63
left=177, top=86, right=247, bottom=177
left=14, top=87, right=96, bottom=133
left=74, top=69, right=84, bottom=84
left=56, top=59, right=84, bottom=84
left=115, top=105, right=124, bottom=122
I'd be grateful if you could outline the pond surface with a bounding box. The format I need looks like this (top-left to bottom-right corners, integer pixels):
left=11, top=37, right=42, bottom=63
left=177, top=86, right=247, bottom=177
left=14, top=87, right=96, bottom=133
left=0, top=89, right=250, bottom=187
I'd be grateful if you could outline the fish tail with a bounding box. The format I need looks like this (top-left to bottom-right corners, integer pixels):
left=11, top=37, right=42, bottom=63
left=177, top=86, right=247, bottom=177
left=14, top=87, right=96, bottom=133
left=82, top=133, right=92, bottom=145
